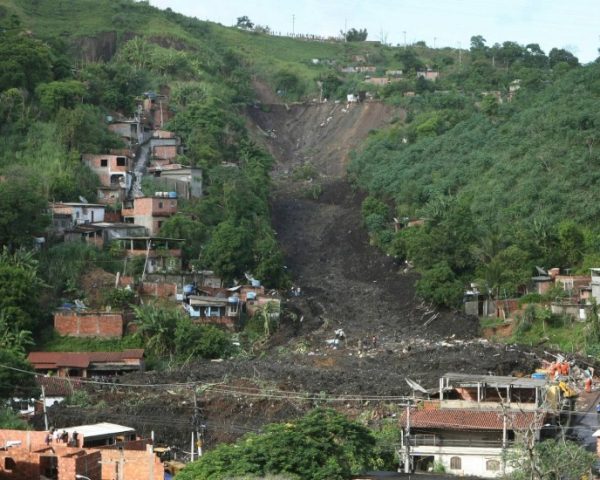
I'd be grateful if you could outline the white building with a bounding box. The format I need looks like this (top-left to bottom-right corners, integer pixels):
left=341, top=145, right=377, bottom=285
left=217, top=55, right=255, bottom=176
left=400, top=373, right=556, bottom=478
left=50, top=202, right=105, bottom=226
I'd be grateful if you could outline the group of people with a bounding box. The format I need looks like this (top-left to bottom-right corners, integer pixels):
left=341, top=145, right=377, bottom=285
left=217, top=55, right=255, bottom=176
left=45, top=428, right=79, bottom=447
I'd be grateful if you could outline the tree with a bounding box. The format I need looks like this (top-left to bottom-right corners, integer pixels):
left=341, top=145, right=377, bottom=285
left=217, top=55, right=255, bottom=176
left=343, top=28, right=368, bottom=42
left=202, top=220, right=253, bottom=283
left=0, top=170, right=49, bottom=250
left=416, top=262, right=464, bottom=307
left=395, top=48, right=424, bottom=73
left=236, top=16, right=254, bottom=30
left=548, top=48, right=579, bottom=68
left=177, top=409, right=377, bottom=480
left=557, top=220, right=584, bottom=267
left=0, top=350, right=37, bottom=401
left=132, top=304, right=181, bottom=356
left=506, top=438, right=594, bottom=480
left=0, top=248, right=45, bottom=331
left=35, top=80, right=86, bottom=116
left=174, top=319, right=233, bottom=359
left=0, top=33, right=52, bottom=92
left=470, top=35, right=487, bottom=53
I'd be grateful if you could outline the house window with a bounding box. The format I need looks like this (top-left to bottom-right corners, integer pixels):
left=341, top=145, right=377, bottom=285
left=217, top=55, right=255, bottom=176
left=116, top=157, right=126, bottom=166
left=5, top=458, right=16, bottom=470
left=100, top=159, right=108, bottom=167
left=486, top=459, right=500, bottom=471
left=157, top=221, right=163, bottom=230
left=450, top=457, right=461, bottom=470
left=158, top=201, right=163, bottom=209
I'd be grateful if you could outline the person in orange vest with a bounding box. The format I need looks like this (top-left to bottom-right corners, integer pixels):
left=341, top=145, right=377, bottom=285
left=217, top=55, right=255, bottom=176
left=585, top=377, right=592, bottom=393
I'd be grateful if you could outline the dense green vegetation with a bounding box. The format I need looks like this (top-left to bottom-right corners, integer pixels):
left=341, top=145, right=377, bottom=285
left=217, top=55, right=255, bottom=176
left=350, top=37, right=600, bottom=307
left=177, top=409, right=377, bottom=480
left=0, top=0, right=290, bottom=402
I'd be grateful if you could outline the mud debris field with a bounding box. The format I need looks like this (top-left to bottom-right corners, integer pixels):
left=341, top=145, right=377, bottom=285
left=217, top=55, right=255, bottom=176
left=46, top=97, right=549, bottom=451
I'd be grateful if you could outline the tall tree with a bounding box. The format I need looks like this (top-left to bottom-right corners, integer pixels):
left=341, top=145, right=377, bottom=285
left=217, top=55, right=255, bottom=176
left=0, top=170, right=48, bottom=250
left=177, top=409, right=377, bottom=480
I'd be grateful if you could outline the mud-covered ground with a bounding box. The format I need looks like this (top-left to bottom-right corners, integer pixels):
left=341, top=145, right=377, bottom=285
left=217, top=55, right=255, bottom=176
left=44, top=95, right=551, bottom=453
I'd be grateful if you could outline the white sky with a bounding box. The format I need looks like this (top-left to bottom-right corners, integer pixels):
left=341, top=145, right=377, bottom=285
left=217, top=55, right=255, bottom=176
left=149, top=0, right=600, bottom=63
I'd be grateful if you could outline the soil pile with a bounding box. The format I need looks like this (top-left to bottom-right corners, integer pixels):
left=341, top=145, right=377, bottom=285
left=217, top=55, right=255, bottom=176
left=45, top=89, right=546, bottom=453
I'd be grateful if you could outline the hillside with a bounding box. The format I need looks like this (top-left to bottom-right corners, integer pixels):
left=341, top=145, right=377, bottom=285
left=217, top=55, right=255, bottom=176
left=2, top=0, right=600, bottom=474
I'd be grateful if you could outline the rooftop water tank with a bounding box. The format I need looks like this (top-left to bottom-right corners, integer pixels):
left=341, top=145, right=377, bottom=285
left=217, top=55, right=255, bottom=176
left=251, top=279, right=261, bottom=287
left=168, top=191, right=177, bottom=198
left=246, top=291, right=257, bottom=300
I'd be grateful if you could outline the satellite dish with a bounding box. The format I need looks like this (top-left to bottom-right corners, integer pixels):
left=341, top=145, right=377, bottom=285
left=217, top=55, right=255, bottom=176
left=535, top=266, right=547, bottom=276
left=79, top=196, right=89, bottom=204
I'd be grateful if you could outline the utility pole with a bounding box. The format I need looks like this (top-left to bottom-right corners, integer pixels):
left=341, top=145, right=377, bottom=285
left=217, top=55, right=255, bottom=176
left=41, top=385, right=48, bottom=431
left=404, top=403, right=411, bottom=473
left=433, top=36, right=437, bottom=48
left=292, top=14, right=295, bottom=37
left=458, top=41, right=462, bottom=66
left=403, top=30, right=407, bottom=48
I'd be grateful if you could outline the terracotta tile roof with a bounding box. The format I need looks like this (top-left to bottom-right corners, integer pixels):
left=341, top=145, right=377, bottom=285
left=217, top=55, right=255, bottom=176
left=28, top=352, right=90, bottom=368
left=400, top=408, right=544, bottom=431
left=27, top=350, right=144, bottom=369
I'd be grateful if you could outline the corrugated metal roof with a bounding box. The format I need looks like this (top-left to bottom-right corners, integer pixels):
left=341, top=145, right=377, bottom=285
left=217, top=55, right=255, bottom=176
left=61, top=422, right=135, bottom=440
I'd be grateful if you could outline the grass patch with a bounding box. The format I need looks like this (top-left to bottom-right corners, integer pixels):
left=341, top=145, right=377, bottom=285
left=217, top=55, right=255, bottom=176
left=505, top=315, right=585, bottom=353
left=39, top=332, right=142, bottom=352
left=479, top=317, right=507, bottom=329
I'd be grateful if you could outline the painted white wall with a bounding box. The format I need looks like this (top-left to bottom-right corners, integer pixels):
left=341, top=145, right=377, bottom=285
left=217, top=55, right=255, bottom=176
left=412, top=446, right=515, bottom=478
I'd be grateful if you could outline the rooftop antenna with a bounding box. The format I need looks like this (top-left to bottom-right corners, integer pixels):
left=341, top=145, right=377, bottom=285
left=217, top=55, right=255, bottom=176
left=292, top=13, right=295, bottom=36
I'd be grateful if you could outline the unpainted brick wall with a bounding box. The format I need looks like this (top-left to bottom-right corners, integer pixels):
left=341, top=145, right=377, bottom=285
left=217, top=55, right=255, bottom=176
left=99, top=446, right=163, bottom=480
left=54, top=312, right=124, bottom=338
left=140, top=282, right=177, bottom=298
left=0, top=430, right=48, bottom=450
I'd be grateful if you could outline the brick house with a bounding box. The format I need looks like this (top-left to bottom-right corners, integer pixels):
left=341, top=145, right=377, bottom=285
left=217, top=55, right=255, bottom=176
left=81, top=154, right=133, bottom=191
left=0, top=443, right=102, bottom=480
left=27, top=350, right=145, bottom=378
left=54, top=309, right=131, bottom=339
left=0, top=427, right=163, bottom=480
left=122, top=196, right=177, bottom=235
left=107, top=120, right=142, bottom=146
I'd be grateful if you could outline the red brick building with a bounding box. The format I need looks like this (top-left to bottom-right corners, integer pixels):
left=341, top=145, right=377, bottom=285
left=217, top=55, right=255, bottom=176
left=54, top=310, right=130, bottom=339
left=122, top=196, right=177, bottom=235
left=0, top=428, right=162, bottom=480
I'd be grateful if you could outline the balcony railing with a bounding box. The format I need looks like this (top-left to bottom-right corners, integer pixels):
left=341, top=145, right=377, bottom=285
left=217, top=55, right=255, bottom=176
left=407, top=434, right=511, bottom=448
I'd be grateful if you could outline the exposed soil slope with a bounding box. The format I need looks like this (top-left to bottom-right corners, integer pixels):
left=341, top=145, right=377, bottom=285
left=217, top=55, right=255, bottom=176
left=248, top=99, right=475, bottom=343
left=45, top=91, right=545, bottom=453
